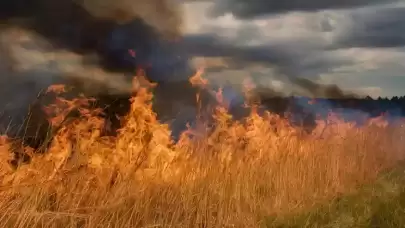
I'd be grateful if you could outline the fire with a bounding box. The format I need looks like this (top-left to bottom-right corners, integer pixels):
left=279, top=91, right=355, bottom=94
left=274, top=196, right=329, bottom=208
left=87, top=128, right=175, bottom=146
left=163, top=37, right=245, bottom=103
left=188, top=67, right=208, bottom=87
left=0, top=72, right=404, bottom=227
left=368, top=115, right=389, bottom=128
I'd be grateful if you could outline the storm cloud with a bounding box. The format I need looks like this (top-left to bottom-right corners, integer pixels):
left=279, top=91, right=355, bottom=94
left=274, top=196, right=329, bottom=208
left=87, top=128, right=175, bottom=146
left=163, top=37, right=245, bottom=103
left=181, top=1, right=405, bottom=98
left=331, top=6, right=405, bottom=48
left=183, top=34, right=352, bottom=79
left=207, top=0, right=400, bottom=19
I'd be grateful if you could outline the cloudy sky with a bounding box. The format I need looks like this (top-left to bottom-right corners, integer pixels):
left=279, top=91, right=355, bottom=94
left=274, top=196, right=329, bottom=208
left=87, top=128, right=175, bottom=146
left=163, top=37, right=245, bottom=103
left=178, top=0, right=405, bottom=98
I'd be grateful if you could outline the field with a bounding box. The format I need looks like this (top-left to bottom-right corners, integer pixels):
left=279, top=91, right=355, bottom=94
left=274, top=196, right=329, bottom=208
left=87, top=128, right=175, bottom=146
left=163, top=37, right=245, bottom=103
left=0, top=74, right=405, bottom=228
left=267, top=164, right=405, bottom=228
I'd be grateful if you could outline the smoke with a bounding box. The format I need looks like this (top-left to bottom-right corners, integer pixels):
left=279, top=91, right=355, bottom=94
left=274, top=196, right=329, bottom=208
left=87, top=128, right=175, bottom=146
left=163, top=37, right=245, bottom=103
left=182, top=34, right=359, bottom=99
left=0, top=0, right=389, bottom=145
left=0, top=0, right=201, bottom=142
left=290, top=77, right=358, bottom=99
left=0, top=0, right=250, bottom=143
left=0, top=0, right=359, bottom=101
left=0, top=0, right=186, bottom=70
left=82, top=0, right=183, bottom=37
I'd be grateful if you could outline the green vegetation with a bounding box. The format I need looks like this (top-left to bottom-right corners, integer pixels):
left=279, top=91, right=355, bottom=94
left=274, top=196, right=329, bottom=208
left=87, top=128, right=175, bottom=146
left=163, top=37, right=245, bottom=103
left=267, top=164, right=405, bottom=228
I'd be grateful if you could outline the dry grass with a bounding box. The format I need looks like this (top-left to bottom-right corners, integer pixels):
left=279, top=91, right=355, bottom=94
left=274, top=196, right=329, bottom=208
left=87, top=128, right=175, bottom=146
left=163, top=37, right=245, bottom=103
left=0, top=73, right=405, bottom=228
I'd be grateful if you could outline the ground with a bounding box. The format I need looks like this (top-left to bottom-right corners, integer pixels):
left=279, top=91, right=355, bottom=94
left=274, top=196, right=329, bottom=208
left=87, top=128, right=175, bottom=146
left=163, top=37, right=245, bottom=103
left=267, top=163, right=405, bottom=228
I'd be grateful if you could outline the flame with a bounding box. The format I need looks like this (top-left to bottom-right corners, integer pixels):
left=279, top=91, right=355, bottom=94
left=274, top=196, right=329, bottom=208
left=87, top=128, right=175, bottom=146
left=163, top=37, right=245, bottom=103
left=0, top=77, right=404, bottom=227
left=46, top=84, right=67, bottom=94
left=188, top=67, right=208, bottom=87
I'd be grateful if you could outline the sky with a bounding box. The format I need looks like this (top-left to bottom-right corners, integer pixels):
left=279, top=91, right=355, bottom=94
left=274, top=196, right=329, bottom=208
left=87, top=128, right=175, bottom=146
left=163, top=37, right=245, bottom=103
left=178, top=0, right=405, bottom=98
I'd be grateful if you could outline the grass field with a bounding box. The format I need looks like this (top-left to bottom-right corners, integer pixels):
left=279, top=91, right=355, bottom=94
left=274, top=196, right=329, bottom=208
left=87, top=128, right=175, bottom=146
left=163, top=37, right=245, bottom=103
left=0, top=78, right=405, bottom=227
left=266, top=164, right=405, bottom=228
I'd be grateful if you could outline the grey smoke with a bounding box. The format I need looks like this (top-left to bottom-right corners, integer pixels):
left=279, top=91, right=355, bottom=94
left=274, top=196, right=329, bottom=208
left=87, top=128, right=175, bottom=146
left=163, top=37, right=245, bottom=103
left=182, top=34, right=356, bottom=98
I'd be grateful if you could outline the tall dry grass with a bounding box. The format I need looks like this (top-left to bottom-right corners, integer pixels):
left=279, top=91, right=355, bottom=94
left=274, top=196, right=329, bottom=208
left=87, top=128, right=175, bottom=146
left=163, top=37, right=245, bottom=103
left=0, top=74, right=405, bottom=227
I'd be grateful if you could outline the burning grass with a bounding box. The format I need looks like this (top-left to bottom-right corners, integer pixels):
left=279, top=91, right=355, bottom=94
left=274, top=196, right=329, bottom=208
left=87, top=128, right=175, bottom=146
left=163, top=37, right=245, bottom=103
left=0, top=74, right=405, bottom=228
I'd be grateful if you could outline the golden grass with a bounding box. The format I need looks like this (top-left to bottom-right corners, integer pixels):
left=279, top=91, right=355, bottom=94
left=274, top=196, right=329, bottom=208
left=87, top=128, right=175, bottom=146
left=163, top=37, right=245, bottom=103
left=0, top=73, right=405, bottom=227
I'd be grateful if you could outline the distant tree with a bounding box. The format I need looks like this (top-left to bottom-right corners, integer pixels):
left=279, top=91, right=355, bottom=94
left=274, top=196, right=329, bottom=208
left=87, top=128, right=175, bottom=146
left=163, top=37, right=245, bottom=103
left=391, top=96, right=399, bottom=102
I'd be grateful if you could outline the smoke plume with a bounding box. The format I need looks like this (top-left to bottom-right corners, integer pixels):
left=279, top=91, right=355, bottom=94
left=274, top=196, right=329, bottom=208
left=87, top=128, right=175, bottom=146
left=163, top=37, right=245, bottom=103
left=0, top=0, right=373, bottom=146
left=0, top=0, right=200, bottom=143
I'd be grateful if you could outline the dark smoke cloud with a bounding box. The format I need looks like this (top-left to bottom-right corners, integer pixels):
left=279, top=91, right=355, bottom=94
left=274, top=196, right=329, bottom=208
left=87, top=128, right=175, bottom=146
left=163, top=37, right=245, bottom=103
left=181, top=2, right=405, bottom=98
left=331, top=6, right=405, bottom=48
left=0, top=0, right=189, bottom=81
left=81, top=0, right=183, bottom=38
left=182, top=34, right=356, bottom=98
left=183, top=35, right=331, bottom=76
left=0, top=0, right=201, bottom=96
left=1, top=0, right=389, bottom=146
left=0, top=0, right=199, bottom=142
left=0, top=0, right=386, bottom=102
left=207, top=0, right=399, bottom=19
